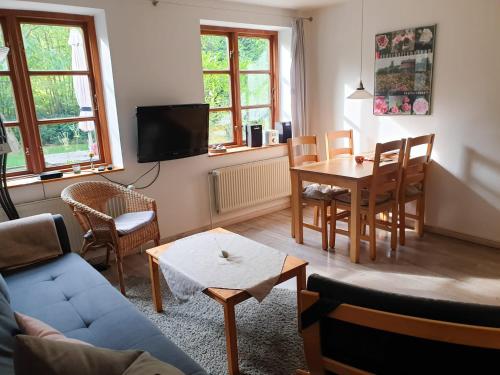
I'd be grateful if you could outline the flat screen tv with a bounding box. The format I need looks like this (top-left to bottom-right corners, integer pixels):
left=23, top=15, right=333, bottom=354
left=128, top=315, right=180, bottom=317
left=137, top=104, right=209, bottom=163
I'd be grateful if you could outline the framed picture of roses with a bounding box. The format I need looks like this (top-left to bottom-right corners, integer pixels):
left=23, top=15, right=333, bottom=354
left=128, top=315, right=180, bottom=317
left=374, top=25, right=436, bottom=116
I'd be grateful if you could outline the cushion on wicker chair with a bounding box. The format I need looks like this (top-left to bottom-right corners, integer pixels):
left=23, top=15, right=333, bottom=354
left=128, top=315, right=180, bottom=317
left=114, top=211, right=155, bottom=236
left=302, top=184, right=347, bottom=201
left=335, top=189, right=391, bottom=206
left=406, top=184, right=423, bottom=197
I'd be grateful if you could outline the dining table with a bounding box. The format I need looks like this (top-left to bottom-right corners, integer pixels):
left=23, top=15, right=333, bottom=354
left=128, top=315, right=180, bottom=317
left=290, top=155, right=375, bottom=263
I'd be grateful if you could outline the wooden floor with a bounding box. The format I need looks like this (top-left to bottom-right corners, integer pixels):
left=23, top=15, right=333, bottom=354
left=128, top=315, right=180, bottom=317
left=103, top=208, right=500, bottom=306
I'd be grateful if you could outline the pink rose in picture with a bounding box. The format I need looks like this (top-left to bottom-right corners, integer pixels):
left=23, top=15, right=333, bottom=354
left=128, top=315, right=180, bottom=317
left=390, top=106, right=399, bottom=114
left=413, top=97, right=429, bottom=115
left=403, top=96, right=410, bottom=103
left=402, top=103, right=411, bottom=113
left=376, top=34, right=389, bottom=50
left=374, top=97, right=388, bottom=115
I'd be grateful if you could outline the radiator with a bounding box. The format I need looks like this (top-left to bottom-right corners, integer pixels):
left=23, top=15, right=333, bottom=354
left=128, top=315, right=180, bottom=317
left=211, top=156, right=291, bottom=214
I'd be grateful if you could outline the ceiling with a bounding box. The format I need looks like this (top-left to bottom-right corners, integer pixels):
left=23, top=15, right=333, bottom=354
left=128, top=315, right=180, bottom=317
left=221, top=0, right=346, bottom=10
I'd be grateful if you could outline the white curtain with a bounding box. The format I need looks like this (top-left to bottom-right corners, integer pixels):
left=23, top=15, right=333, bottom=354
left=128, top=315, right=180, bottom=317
left=291, top=18, right=307, bottom=137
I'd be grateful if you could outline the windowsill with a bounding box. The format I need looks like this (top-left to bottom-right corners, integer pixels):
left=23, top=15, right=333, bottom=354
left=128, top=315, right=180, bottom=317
left=208, top=143, right=287, bottom=157
left=7, top=166, right=125, bottom=189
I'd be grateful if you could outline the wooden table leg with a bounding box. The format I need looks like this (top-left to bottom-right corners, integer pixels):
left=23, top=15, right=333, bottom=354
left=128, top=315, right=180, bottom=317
left=350, top=183, right=361, bottom=263
left=296, top=265, right=307, bottom=332
left=148, top=255, right=163, bottom=313
left=223, top=302, right=239, bottom=375
left=291, top=170, right=303, bottom=244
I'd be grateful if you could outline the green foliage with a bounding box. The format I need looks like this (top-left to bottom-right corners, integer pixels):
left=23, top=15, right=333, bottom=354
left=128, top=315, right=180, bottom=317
left=0, top=24, right=92, bottom=164
left=201, top=35, right=229, bottom=70
left=238, top=37, right=269, bottom=70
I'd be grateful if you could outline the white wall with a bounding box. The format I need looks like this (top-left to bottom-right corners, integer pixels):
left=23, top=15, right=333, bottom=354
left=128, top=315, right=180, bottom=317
left=304, top=0, right=500, bottom=243
left=3, top=0, right=295, bottom=238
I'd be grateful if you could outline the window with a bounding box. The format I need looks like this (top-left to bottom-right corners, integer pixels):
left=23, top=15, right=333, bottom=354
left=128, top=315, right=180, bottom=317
left=200, top=26, right=279, bottom=146
left=0, top=10, right=110, bottom=177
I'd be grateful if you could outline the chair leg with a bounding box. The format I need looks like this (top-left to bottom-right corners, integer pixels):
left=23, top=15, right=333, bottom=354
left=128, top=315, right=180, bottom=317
left=313, top=206, right=320, bottom=227
left=391, top=203, right=398, bottom=251
left=329, top=201, right=337, bottom=249
left=320, top=202, right=328, bottom=251
left=369, top=212, right=376, bottom=260
left=416, top=195, right=425, bottom=237
left=116, top=256, right=126, bottom=296
left=362, top=214, right=367, bottom=236
left=399, top=200, right=406, bottom=246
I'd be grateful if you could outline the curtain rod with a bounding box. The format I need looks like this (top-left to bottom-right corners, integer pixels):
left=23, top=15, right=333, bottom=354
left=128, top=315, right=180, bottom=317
left=149, top=0, right=312, bottom=21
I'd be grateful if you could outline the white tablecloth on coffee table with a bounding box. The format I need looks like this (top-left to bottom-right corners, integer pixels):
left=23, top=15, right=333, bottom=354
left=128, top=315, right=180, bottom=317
left=158, top=231, right=287, bottom=302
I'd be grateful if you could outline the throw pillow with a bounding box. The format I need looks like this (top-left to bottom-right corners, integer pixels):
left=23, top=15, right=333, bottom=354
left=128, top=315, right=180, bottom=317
left=14, top=335, right=185, bottom=375
left=14, top=312, right=92, bottom=346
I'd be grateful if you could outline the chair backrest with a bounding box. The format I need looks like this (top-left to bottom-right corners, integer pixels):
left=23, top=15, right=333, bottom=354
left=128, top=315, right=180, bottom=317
left=301, top=274, right=500, bottom=375
left=325, top=129, right=353, bottom=159
left=401, top=134, right=435, bottom=194
left=61, top=181, right=123, bottom=214
left=287, top=136, right=320, bottom=168
left=368, top=139, right=406, bottom=204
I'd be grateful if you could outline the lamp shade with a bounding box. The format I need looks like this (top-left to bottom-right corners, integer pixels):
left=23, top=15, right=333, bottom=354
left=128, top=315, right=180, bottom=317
left=347, top=81, right=373, bottom=100
left=0, top=47, right=9, bottom=63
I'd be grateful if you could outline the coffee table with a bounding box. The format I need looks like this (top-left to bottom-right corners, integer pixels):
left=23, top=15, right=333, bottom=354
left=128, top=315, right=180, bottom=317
left=146, top=228, right=308, bottom=375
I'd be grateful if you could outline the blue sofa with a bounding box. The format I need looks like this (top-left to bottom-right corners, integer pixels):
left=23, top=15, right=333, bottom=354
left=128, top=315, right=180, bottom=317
left=0, top=215, right=206, bottom=375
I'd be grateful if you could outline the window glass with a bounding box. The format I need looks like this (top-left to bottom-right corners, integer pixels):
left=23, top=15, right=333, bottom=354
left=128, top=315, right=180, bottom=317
left=238, top=37, right=270, bottom=71
left=203, top=74, right=231, bottom=109
left=201, top=34, right=229, bottom=71
left=0, top=76, right=18, bottom=122
left=39, top=121, right=99, bottom=167
left=240, top=74, right=270, bottom=106
left=21, top=24, right=88, bottom=71
left=5, top=127, right=27, bottom=172
left=242, top=107, right=271, bottom=130
left=0, top=27, right=8, bottom=71
left=209, top=111, right=233, bottom=145
left=30, top=75, right=93, bottom=120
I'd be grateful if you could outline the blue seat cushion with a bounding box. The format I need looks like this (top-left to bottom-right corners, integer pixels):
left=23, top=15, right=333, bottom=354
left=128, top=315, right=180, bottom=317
left=114, top=211, right=155, bottom=236
left=4, top=254, right=205, bottom=375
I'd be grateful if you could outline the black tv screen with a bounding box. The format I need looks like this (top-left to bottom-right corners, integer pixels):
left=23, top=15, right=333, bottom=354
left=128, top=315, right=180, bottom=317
left=137, top=104, right=209, bottom=163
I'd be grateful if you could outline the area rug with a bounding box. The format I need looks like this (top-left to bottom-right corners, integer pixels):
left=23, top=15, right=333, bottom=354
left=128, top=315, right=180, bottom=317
left=125, top=277, right=307, bottom=375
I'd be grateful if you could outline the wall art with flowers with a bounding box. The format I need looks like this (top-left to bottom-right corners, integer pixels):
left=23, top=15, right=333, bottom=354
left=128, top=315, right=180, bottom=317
left=374, top=25, right=436, bottom=116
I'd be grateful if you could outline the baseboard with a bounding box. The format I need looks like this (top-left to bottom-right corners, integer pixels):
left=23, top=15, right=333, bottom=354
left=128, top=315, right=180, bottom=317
left=159, top=199, right=291, bottom=244
left=424, top=225, right=500, bottom=249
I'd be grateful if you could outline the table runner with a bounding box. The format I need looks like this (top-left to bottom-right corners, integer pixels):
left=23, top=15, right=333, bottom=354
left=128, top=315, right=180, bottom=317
left=159, top=231, right=287, bottom=302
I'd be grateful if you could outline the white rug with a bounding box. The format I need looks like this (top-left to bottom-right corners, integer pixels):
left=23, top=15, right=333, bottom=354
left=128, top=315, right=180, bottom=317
left=125, top=277, right=307, bottom=375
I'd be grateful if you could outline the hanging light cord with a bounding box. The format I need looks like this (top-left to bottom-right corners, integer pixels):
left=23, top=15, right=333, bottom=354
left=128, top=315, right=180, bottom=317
left=359, top=0, right=364, bottom=81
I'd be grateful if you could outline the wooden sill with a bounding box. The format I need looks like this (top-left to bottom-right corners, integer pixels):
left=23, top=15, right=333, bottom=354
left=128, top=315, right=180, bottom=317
left=7, top=166, right=125, bottom=189
left=208, top=143, right=287, bottom=157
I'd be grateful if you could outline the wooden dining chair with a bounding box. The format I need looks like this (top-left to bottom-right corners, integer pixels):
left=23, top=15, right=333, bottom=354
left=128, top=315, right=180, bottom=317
left=399, top=134, right=435, bottom=246
left=330, top=139, right=406, bottom=260
left=325, top=129, right=354, bottom=159
left=288, top=136, right=346, bottom=250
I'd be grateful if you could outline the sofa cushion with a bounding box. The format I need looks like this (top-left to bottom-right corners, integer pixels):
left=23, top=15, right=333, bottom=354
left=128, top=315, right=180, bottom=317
left=4, top=254, right=205, bottom=375
left=335, top=189, right=391, bottom=206
left=15, top=312, right=92, bottom=346
left=0, top=274, right=20, bottom=375
left=302, top=184, right=347, bottom=201
left=14, top=335, right=184, bottom=375
left=307, top=274, right=500, bottom=374
left=114, top=211, right=155, bottom=236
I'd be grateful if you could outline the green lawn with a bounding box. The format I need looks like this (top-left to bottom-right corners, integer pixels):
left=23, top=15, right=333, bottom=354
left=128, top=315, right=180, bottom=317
left=6, top=143, right=89, bottom=171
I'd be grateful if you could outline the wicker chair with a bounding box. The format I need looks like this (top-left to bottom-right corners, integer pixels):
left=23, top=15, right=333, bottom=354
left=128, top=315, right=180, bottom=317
left=61, top=181, right=160, bottom=295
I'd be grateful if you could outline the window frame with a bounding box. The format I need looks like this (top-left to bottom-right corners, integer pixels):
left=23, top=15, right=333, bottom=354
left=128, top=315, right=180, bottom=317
left=201, top=25, right=279, bottom=147
left=0, top=9, right=110, bottom=177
